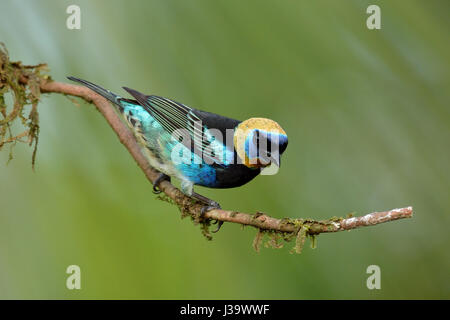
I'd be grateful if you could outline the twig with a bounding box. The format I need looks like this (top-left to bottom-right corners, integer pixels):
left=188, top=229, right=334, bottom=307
left=18, top=77, right=413, bottom=244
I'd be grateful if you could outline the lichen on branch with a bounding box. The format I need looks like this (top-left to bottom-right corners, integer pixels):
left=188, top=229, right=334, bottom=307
left=0, top=42, right=50, bottom=168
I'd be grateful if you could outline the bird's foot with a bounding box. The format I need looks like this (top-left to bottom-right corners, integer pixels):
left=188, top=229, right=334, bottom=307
left=199, top=202, right=221, bottom=217
left=152, top=173, right=171, bottom=194
left=200, top=201, right=223, bottom=233
left=191, top=192, right=224, bottom=233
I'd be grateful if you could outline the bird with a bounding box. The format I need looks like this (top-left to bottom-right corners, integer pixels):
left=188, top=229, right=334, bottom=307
left=68, top=76, right=288, bottom=231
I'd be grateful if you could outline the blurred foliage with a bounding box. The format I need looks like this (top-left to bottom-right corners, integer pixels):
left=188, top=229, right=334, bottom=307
left=0, top=0, right=449, bottom=299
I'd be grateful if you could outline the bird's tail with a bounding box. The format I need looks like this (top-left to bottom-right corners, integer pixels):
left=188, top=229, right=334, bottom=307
left=67, top=76, right=121, bottom=105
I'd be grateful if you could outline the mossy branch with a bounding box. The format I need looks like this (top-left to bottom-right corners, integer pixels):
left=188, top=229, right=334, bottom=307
left=0, top=43, right=47, bottom=168
left=0, top=44, right=413, bottom=253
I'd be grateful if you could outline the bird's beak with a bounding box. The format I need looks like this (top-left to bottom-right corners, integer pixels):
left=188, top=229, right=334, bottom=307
left=270, top=154, right=280, bottom=168
left=261, top=154, right=280, bottom=176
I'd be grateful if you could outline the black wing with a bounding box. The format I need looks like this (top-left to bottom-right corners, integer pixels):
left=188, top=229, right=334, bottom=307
left=122, top=87, right=240, bottom=165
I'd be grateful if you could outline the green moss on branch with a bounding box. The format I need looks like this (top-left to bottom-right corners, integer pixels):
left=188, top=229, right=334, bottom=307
left=0, top=42, right=50, bottom=168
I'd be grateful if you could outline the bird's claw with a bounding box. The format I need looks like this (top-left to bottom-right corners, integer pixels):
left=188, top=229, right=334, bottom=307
left=199, top=202, right=224, bottom=233
left=199, top=205, right=220, bottom=217
left=152, top=173, right=171, bottom=194
left=211, top=220, right=224, bottom=233
left=153, top=186, right=162, bottom=194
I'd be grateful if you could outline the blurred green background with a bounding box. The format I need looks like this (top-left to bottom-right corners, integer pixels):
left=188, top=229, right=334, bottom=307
left=0, top=0, right=449, bottom=299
